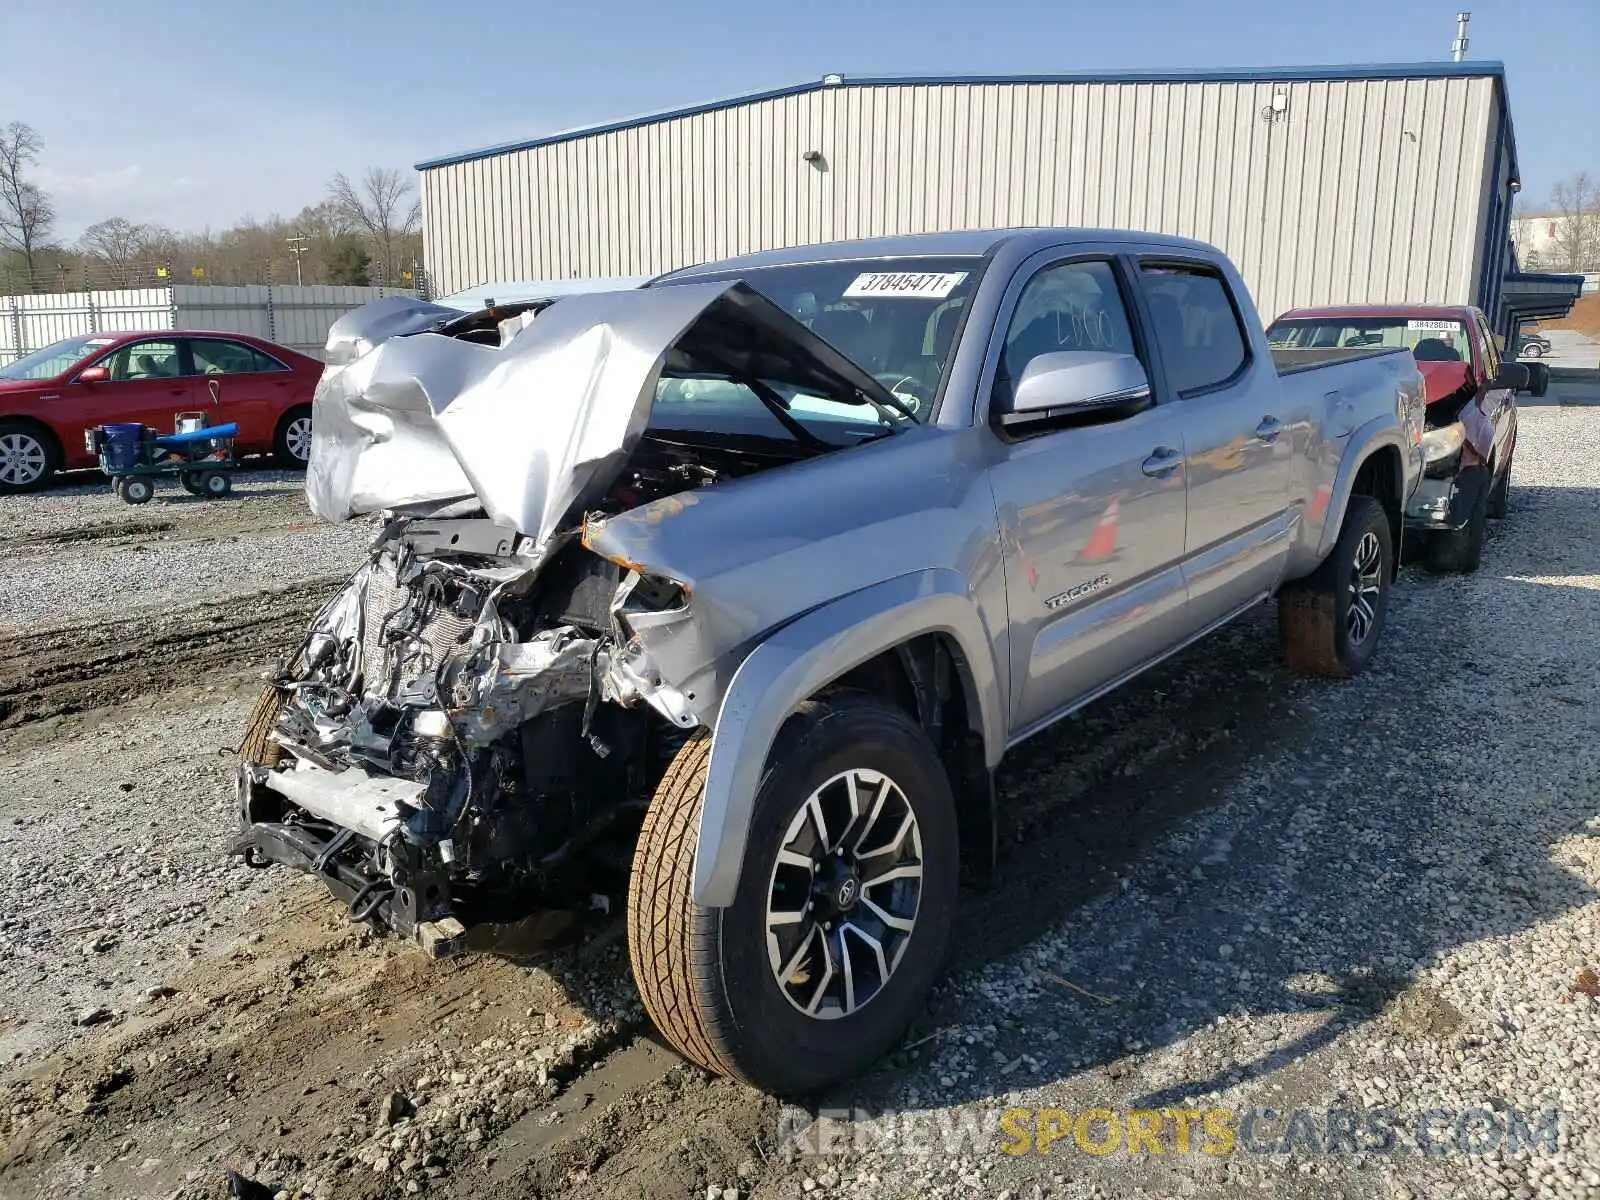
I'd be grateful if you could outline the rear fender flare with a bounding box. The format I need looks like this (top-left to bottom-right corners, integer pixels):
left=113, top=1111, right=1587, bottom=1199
left=691, top=568, right=1003, bottom=908
left=1315, top=419, right=1414, bottom=563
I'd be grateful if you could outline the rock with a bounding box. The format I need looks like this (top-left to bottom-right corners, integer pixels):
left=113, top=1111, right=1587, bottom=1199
left=141, top=985, right=178, bottom=1002
left=378, top=1092, right=412, bottom=1127
left=73, top=1006, right=113, bottom=1027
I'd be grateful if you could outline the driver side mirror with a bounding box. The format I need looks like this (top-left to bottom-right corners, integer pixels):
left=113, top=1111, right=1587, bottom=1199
left=76, top=365, right=109, bottom=384
left=1491, top=363, right=1530, bottom=392
left=998, top=351, right=1153, bottom=430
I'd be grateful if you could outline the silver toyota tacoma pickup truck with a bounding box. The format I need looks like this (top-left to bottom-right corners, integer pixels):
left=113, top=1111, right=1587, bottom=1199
left=235, top=229, right=1424, bottom=1094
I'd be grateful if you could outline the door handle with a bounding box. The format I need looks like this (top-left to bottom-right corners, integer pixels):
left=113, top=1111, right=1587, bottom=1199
left=1141, top=447, right=1184, bottom=478
left=1254, top=416, right=1283, bottom=442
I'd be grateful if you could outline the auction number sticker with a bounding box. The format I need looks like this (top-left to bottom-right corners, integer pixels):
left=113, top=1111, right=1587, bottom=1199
left=843, top=271, right=968, bottom=299
left=1406, top=319, right=1459, bottom=331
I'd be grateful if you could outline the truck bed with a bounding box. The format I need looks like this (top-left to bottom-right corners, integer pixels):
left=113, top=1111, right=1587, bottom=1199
left=1272, top=345, right=1412, bottom=375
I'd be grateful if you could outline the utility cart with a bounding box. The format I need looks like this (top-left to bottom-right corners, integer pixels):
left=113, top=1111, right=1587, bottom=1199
left=86, top=413, right=240, bottom=505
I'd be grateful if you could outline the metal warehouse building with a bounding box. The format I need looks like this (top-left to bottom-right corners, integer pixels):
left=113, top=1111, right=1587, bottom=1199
left=417, top=62, right=1578, bottom=333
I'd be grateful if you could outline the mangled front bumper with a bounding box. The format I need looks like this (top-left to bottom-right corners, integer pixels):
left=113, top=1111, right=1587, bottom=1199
left=1405, top=463, right=1490, bottom=531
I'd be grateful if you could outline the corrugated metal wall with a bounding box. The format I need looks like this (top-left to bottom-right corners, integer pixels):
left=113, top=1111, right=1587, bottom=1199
left=0, top=284, right=416, bottom=365
left=170, top=284, right=415, bottom=359
left=422, top=75, right=1498, bottom=324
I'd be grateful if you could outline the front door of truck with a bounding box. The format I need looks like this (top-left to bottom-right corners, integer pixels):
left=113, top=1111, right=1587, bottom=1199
left=983, top=254, right=1191, bottom=739
left=1137, top=260, right=1294, bottom=629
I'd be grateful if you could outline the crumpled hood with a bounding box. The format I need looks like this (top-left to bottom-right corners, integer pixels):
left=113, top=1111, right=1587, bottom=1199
left=307, top=281, right=896, bottom=559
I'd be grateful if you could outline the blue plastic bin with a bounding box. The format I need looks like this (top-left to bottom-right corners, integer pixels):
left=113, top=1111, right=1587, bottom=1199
left=100, top=423, right=146, bottom=471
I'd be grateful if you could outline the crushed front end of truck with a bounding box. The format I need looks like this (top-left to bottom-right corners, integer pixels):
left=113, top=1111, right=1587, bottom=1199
left=231, top=282, right=904, bottom=954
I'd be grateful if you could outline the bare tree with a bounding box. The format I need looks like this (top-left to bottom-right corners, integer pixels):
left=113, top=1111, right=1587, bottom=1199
left=0, top=122, right=55, bottom=282
left=1548, top=173, right=1600, bottom=274
left=78, top=216, right=154, bottom=274
left=327, top=167, right=419, bottom=285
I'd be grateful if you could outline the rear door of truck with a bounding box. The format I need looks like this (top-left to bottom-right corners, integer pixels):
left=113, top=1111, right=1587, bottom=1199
left=1134, top=257, right=1295, bottom=628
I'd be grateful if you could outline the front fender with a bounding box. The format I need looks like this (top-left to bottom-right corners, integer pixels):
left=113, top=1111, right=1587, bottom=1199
left=691, top=568, right=1003, bottom=907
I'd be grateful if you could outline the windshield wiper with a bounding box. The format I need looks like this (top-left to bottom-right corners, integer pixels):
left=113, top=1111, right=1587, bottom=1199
left=689, top=352, right=834, bottom=450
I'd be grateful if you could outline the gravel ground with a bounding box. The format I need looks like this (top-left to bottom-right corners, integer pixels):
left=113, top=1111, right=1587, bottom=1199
left=0, top=468, right=372, bottom=633
left=762, top=405, right=1600, bottom=1199
left=0, top=403, right=1596, bottom=1200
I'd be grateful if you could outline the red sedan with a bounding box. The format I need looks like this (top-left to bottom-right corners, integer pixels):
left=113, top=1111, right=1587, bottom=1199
left=0, top=331, right=323, bottom=492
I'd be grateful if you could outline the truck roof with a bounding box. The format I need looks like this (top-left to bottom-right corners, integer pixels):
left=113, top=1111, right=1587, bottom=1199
left=663, top=227, right=1219, bottom=278
left=1274, top=303, right=1480, bottom=323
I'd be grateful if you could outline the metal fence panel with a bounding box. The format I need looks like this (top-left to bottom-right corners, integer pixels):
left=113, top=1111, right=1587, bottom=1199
left=0, top=284, right=415, bottom=366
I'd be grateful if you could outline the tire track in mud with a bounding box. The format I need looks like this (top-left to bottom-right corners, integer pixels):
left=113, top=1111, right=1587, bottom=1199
left=0, top=517, right=178, bottom=553
left=0, top=577, right=338, bottom=730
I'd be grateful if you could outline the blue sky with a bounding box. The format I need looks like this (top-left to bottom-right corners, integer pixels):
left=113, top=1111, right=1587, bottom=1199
left=1, top=0, right=1594, bottom=240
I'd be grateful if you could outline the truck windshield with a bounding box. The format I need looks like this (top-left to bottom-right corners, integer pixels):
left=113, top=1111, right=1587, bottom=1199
left=1266, top=317, right=1472, bottom=363
left=0, top=334, right=115, bottom=381
left=653, top=256, right=983, bottom=425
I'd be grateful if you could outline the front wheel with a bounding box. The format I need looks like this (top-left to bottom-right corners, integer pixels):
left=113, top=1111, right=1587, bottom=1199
left=1487, top=453, right=1513, bottom=520
left=1279, top=494, right=1393, bottom=679
left=273, top=406, right=313, bottom=469
left=627, top=691, right=959, bottom=1095
left=119, top=476, right=155, bottom=505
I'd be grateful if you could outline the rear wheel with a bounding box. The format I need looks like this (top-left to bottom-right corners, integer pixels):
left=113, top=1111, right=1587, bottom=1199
left=0, top=421, right=58, bottom=493
left=1427, top=467, right=1488, bottom=573
left=1279, top=495, right=1393, bottom=679
left=628, top=692, right=959, bottom=1095
left=274, top=407, right=313, bottom=468
left=198, top=471, right=232, bottom=498
left=179, top=472, right=204, bottom=495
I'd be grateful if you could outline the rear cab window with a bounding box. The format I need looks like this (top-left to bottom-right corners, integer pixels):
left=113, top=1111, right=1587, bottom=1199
left=1138, top=262, right=1251, bottom=395
left=1265, top=315, right=1475, bottom=366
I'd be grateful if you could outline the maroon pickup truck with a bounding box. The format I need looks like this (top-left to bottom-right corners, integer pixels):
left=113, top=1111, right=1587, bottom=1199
left=1267, top=304, right=1528, bottom=573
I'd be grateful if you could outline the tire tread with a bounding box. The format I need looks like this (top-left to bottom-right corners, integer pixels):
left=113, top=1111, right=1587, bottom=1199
left=626, top=732, right=736, bottom=1079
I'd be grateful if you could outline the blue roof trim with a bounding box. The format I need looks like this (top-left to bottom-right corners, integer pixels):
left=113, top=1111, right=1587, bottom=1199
left=415, top=61, right=1510, bottom=171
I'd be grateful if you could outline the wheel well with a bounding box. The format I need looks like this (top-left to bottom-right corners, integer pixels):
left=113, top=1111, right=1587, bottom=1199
left=0, top=416, right=63, bottom=465
left=826, top=634, right=996, bottom=886
left=1349, top=447, right=1402, bottom=575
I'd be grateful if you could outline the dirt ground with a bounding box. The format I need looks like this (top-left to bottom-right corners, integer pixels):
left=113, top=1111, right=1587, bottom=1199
left=1541, top=292, right=1600, bottom=340
left=1, top=401, right=1597, bottom=1200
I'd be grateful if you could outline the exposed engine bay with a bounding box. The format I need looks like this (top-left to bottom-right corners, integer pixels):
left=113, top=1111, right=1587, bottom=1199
left=233, top=280, right=910, bottom=952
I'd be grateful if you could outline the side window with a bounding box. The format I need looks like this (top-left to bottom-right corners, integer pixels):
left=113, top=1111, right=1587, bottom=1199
left=101, top=339, right=184, bottom=382
left=1476, top=316, right=1500, bottom=378
left=1138, top=263, right=1250, bottom=395
left=192, top=339, right=280, bottom=375
left=998, top=259, right=1137, bottom=393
